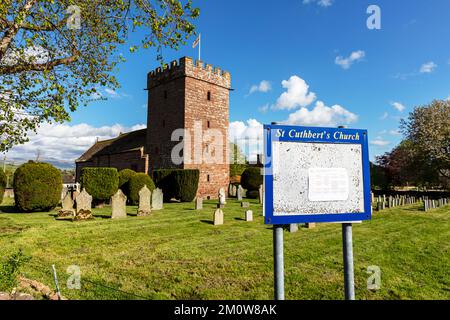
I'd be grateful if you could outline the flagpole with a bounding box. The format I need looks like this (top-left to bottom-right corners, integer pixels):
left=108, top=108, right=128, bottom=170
left=199, top=33, right=201, bottom=61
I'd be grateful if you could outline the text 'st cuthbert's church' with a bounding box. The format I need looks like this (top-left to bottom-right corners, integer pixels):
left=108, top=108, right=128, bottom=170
left=75, top=57, right=231, bottom=199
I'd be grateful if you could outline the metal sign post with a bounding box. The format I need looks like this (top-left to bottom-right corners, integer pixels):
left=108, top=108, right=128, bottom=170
left=273, top=225, right=285, bottom=300
left=342, top=223, right=355, bottom=300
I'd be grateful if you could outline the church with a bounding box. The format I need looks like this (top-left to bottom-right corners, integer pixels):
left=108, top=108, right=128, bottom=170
left=75, top=57, right=231, bottom=199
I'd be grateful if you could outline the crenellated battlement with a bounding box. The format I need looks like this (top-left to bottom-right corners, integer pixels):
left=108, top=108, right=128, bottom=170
left=147, top=56, right=231, bottom=89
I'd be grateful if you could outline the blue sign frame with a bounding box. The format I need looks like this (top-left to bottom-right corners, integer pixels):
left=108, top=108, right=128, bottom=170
left=264, top=124, right=372, bottom=225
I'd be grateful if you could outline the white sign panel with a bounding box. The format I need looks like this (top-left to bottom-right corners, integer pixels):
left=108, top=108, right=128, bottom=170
left=308, top=168, right=349, bottom=202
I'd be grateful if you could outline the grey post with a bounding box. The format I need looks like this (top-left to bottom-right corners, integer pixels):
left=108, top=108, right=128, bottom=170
left=273, top=225, right=285, bottom=300
left=342, top=223, right=355, bottom=300
left=52, top=264, right=62, bottom=300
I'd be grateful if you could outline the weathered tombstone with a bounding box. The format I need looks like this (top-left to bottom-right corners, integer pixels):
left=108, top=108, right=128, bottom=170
left=111, top=189, right=127, bottom=219
left=137, top=185, right=151, bottom=216
left=151, top=188, right=163, bottom=210
left=245, top=210, right=253, bottom=222
left=75, top=189, right=93, bottom=220
left=213, top=209, right=224, bottom=225
left=195, top=197, right=203, bottom=210
left=58, top=193, right=75, bottom=218
left=289, top=223, right=298, bottom=233
left=258, top=185, right=263, bottom=204
left=232, top=185, right=237, bottom=197
left=218, top=188, right=226, bottom=205
left=376, top=201, right=382, bottom=211
left=237, top=185, right=243, bottom=201
left=217, top=203, right=225, bottom=209
left=228, top=184, right=233, bottom=197
left=241, top=202, right=250, bottom=208
left=305, top=223, right=316, bottom=229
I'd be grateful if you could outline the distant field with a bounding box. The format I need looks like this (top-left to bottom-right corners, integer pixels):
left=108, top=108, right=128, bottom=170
left=0, top=197, right=449, bottom=300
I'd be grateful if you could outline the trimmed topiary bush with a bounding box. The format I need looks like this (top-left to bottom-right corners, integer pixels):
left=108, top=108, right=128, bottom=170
left=153, top=169, right=199, bottom=202
left=118, top=169, right=137, bottom=200
left=128, top=173, right=155, bottom=205
left=80, top=167, right=119, bottom=201
left=0, top=170, right=6, bottom=205
left=246, top=190, right=259, bottom=199
left=241, top=167, right=263, bottom=192
left=14, top=161, right=62, bottom=212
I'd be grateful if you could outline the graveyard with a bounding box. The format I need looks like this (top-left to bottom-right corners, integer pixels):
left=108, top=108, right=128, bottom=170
left=0, top=195, right=448, bottom=300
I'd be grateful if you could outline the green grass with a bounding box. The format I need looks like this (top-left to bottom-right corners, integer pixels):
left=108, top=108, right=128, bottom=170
left=0, top=197, right=449, bottom=300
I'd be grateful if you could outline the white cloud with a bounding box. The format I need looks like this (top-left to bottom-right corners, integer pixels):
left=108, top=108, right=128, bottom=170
left=258, top=104, right=269, bottom=113
left=389, top=129, right=401, bottom=136
left=273, top=75, right=316, bottom=110
left=335, top=50, right=365, bottom=70
left=370, top=139, right=391, bottom=146
left=303, top=0, right=334, bottom=7
left=249, top=80, right=272, bottom=94
left=284, top=101, right=358, bottom=127
left=391, top=101, right=405, bottom=112
left=5, top=122, right=146, bottom=166
left=420, top=61, right=437, bottom=73
left=229, top=119, right=264, bottom=162
left=380, top=112, right=389, bottom=120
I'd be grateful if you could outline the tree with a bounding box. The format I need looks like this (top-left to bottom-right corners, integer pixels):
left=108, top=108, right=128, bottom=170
left=229, top=142, right=247, bottom=177
left=0, top=0, right=199, bottom=151
left=400, top=100, right=450, bottom=179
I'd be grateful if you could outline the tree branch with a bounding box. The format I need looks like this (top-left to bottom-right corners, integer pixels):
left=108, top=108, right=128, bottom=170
left=0, top=51, right=80, bottom=74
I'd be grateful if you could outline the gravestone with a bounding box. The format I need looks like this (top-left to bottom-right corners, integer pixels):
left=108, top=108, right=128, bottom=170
left=258, top=185, right=263, bottom=204
left=218, top=188, right=226, bottom=205
left=195, top=197, right=203, bottom=210
left=289, top=223, right=298, bottom=233
left=151, top=188, right=163, bottom=210
left=305, top=223, right=316, bottom=229
left=111, top=189, right=127, bottom=219
left=138, top=185, right=151, bottom=216
left=228, top=184, right=233, bottom=197
left=237, top=185, right=243, bottom=201
left=241, top=202, right=250, bottom=208
left=75, top=189, right=93, bottom=220
left=213, top=209, right=224, bottom=225
left=245, top=210, right=253, bottom=222
left=58, top=193, right=75, bottom=218
left=232, top=185, right=237, bottom=197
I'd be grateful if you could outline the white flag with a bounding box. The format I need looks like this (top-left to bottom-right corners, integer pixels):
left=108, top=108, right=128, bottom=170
left=192, top=34, right=200, bottom=48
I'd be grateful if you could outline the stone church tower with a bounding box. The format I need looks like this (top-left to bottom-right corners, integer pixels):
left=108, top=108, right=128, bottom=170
left=146, top=57, right=231, bottom=199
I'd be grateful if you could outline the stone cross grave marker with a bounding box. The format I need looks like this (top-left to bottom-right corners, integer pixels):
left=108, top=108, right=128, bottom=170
left=111, top=189, right=127, bottom=219
left=138, top=185, right=151, bottom=216
left=151, top=188, right=163, bottom=210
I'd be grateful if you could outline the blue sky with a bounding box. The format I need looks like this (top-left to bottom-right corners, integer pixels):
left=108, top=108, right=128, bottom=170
left=7, top=0, right=450, bottom=166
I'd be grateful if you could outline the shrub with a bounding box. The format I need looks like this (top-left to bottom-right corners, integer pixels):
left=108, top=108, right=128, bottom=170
left=0, top=170, right=6, bottom=204
left=118, top=169, right=137, bottom=200
left=14, top=161, right=62, bottom=212
left=153, top=169, right=199, bottom=202
left=80, top=167, right=119, bottom=201
left=128, top=173, right=155, bottom=205
left=247, top=190, right=260, bottom=199
left=0, top=249, right=31, bottom=292
left=241, top=167, right=263, bottom=191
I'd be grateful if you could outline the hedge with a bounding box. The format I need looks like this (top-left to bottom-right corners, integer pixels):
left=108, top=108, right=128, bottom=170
left=240, top=167, right=263, bottom=191
left=153, top=169, right=199, bottom=202
left=80, top=167, right=119, bottom=201
left=0, top=170, right=6, bottom=205
left=128, top=173, right=155, bottom=205
left=13, top=161, right=62, bottom=212
left=118, top=169, right=137, bottom=200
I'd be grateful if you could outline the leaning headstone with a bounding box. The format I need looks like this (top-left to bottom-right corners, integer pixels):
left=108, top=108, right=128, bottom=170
left=137, top=185, right=151, bottom=216
left=58, top=193, right=75, bottom=218
left=111, top=189, right=127, bottom=219
left=218, top=188, right=226, bottom=205
left=245, top=210, right=253, bottom=222
left=213, top=209, right=224, bottom=225
left=289, top=223, right=298, bottom=233
left=258, top=185, right=263, bottom=204
left=75, top=189, right=93, bottom=220
left=237, top=185, right=243, bottom=201
left=151, top=188, right=163, bottom=210
left=195, top=197, right=203, bottom=210
left=241, top=202, right=250, bottom=208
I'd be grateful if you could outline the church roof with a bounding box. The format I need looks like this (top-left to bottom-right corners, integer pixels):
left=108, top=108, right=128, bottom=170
left=76, top=129, right=147, bottom=162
